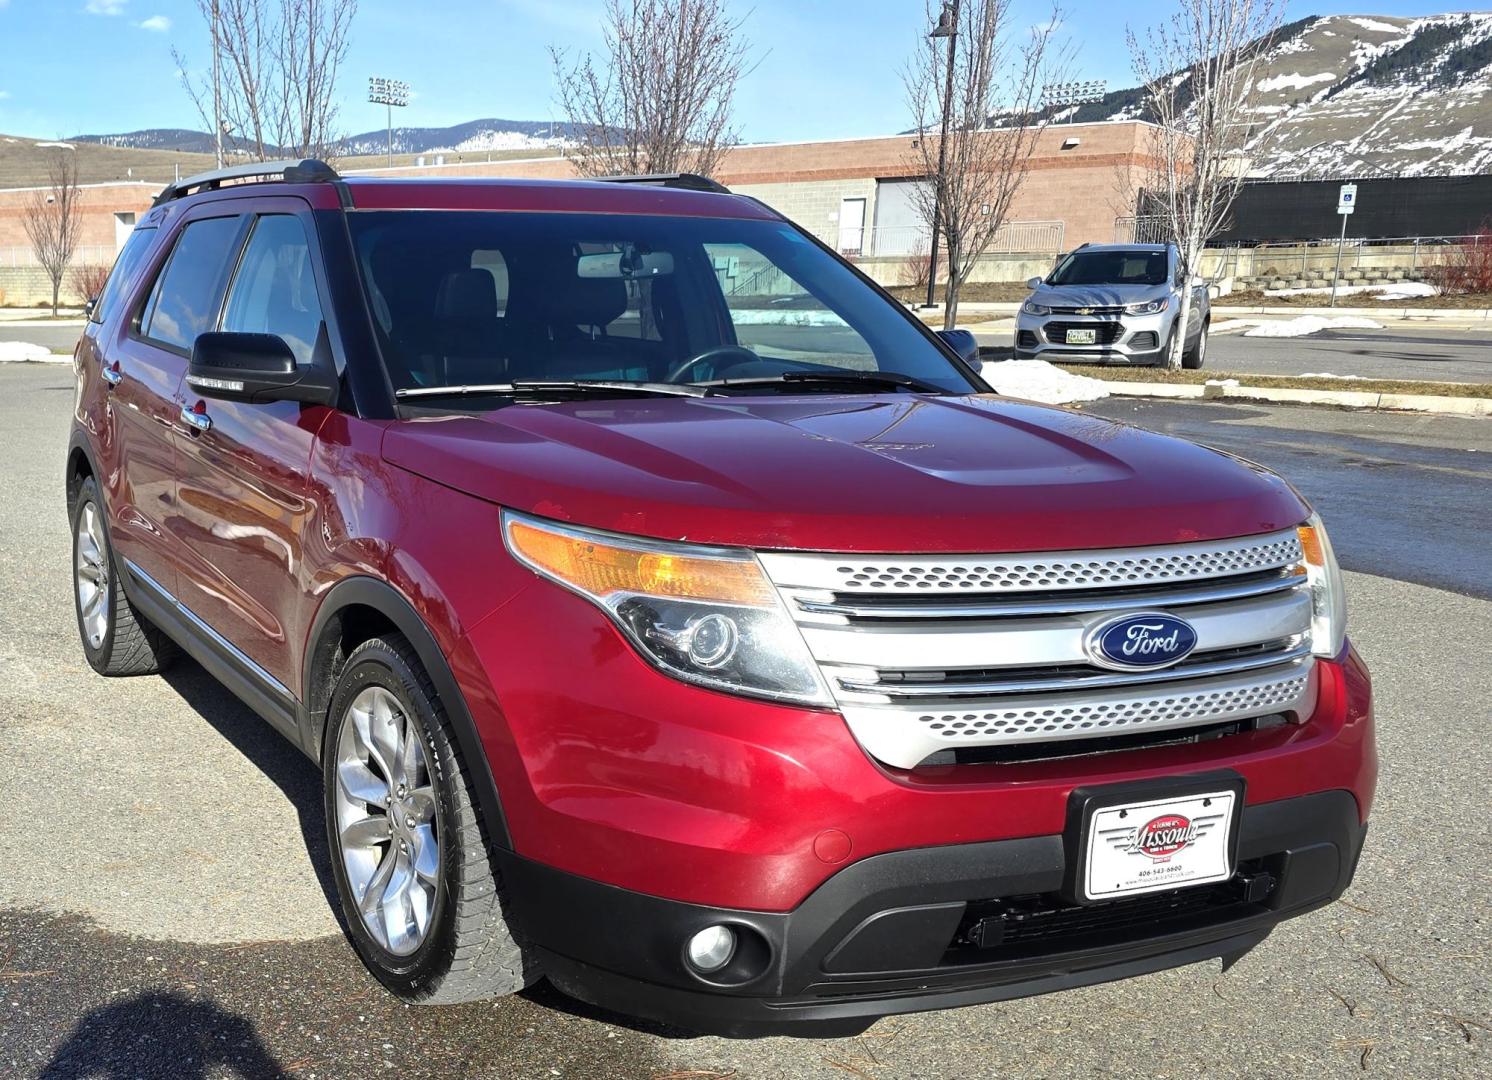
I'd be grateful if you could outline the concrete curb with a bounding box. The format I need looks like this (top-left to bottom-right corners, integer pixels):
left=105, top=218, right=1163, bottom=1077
left=1213, top=304, right=1491, bottom=321
left=920, top=301, right=1491, bottom=322
left=1105, top=380, right=1492, bottom=416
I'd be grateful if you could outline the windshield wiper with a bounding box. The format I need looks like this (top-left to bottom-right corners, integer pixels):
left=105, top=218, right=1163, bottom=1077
left=704, top=370, right=949, bottom=395
left=395, top=380, right=709, bottom=400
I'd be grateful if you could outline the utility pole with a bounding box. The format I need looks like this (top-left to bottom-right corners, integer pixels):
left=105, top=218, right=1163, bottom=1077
left=211, top=0, right=223, bottom=168
left=924, top=0, right=959, bottom=311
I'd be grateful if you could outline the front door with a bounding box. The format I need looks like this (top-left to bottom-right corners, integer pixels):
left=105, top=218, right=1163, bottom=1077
left=102, top=210, right=244, bottom=595
left=169, top=203, right=336, bottom=702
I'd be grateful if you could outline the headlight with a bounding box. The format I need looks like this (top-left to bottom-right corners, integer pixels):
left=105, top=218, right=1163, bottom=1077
left=1021, top=300, right=1051, bottom=316
left=502, top=512, right=831, bottom=705
left=1297, top=513, right=1347, bottom=657
left=1124, top=297, right=1169, bottom=315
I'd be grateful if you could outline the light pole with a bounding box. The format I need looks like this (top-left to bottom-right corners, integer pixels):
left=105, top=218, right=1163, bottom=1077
left=1039, top=80, right=1107, bottom=124
left=367, top=76, right=410, bottom=168
left=924, top=0, right=959, bottom=312
left=211, top=0, right=223, bottom=168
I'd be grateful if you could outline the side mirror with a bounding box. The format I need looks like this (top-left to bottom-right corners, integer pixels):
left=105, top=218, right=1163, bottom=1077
left=188, top=332, right=337, bottom=406
left=84, top=295, right=99, bottom=318
left=1025, top=276, right=1044, bottom=289
left=936, top=328, right=980, bottom=368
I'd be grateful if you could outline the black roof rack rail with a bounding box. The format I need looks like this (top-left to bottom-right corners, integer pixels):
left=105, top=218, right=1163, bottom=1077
left=595, top=172, right=731, bottom=194
left=153, top=158, right=341, bottom=206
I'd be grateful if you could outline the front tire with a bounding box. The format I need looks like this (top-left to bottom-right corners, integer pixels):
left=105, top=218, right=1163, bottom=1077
left=70, top=476, right=176, bottom=676
left=1183, top=322, right=1208, bottom=369
left=324, top=634, right=536, bottom=1003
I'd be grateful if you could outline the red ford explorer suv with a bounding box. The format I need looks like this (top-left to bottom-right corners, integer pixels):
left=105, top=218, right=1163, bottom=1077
left=66, top=161, right=1375, bottom=1037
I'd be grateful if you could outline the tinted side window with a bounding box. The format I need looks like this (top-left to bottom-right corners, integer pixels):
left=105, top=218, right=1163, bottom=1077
left=90, top=227, right=158, bottom=325
left=142, top=216, right=242, bottom=351
left=221, top=215, right=324, bottom=364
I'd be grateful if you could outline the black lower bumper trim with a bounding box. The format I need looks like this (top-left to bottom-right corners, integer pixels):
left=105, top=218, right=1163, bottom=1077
left=500, top=789, right=1367, bottom=1037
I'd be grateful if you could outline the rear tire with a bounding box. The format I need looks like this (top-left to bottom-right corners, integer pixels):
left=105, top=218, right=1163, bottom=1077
left=323, top=633, right=537, bottom=1004
left=70, top=476, right=177, bottom=676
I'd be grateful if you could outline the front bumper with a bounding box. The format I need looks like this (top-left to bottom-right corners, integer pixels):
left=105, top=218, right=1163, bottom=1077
left=504, top=789, right=1369, bottom=1037
left=1014, top=310, right=1170, bottom=364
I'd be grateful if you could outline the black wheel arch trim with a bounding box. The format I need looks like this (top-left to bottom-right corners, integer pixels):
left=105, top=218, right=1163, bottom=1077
left=304, top=575, right=513, bottom=850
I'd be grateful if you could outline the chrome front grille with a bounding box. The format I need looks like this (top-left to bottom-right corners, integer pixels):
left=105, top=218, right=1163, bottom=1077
left=760, top=529, right=1318, bottom=769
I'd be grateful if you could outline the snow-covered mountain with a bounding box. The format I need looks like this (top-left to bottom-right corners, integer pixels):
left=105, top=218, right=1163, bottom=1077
left=1076, top=12, right=1492, bottom=178
left=72, top=118, right=574, bottom=158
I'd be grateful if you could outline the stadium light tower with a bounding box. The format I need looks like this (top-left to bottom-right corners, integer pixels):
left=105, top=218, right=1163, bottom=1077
left=1040, top=79, right=1107, bottom=123
left=367, top=76, right=410, bottom=167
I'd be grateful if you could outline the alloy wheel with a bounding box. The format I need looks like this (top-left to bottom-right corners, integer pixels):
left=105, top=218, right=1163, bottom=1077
left=333, top=685, right=442, bottom=956
left=75, top=501, right=111, bottom=650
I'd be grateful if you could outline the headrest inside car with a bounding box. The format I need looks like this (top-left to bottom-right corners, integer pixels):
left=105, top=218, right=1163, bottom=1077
left=550, top=273, right=628, bottom=330
left=435, top=269, right=498, bottom=322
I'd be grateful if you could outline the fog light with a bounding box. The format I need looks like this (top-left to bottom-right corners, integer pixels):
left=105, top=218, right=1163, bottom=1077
left=684, top=613, right=739, bottom=670
left=686, top=925, right=736, bottom=973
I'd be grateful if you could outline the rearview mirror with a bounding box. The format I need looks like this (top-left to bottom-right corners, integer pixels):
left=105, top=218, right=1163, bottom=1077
left=1025, top=276, right=1043, bottom=289
left=188, top=332, right=337, bottom=406
left=577, top=250, right=675, bottom=279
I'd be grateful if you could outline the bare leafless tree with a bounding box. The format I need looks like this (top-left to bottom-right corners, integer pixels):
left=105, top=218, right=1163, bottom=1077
left=24, top=153, right=81, bottom=316
left=905, top=1, right=1069, bottom=329
left=551, top=0, right=750, bottom=178
left=1129, top=0, right=1282, bottom=366
left=175, top=0, right=357, bottom=163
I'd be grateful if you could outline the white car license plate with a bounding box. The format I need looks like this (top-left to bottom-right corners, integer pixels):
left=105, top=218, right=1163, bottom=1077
left=1083, top=790, right=1237, bottom=900
left=1066, top=327, right=1097, bottom=345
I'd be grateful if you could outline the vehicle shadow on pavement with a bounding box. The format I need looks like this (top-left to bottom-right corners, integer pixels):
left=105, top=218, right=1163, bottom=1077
left=156, top=658, right=343, bottom=923
left=38, top=991, right=292, bottom=1079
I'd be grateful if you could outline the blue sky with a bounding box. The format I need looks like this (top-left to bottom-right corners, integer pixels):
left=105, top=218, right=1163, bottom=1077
left=0, top=0, right=1475, bottom=143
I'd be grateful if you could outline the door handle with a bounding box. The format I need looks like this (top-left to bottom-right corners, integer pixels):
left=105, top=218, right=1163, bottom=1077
left=101, top=362, right=122, bottom=388
left=179, top=403, right=212, bottom=434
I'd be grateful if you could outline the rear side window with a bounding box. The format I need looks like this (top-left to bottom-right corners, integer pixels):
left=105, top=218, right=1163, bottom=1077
left=221, top=215, right=324, bottom=364
left=90, top=227, right=158, bottom=325
left=141, top=216, right=242, bottom=351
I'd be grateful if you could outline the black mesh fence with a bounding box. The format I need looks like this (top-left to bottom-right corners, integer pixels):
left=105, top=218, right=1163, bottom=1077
left=1208, top=175, right=1492, bottom=243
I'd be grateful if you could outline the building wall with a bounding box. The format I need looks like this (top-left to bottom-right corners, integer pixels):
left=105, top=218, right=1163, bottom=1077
left=730, top=178, right=878, bottom=250
left=0, top=182, right=156, bottom=252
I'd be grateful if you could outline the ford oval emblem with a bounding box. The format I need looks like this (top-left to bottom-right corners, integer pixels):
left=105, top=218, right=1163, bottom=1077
left=1086, top=612, right=1198, bottom=670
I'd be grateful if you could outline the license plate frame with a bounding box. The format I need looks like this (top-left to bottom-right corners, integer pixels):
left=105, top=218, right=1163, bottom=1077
left=1065, top=327, right=1098, bottom=345
left=1063, top=773, right=1245, bottom=904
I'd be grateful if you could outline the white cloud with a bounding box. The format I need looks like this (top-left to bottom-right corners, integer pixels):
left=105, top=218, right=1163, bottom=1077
left=138, top=14, right=169, bottom=32
left=85, top=0, right=127, bottom=15
left=0, top=90, right=10, bottom=99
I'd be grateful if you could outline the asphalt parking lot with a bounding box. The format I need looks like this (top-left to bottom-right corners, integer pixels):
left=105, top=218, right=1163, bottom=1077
left=1, top=363, right=1489, bottom=1079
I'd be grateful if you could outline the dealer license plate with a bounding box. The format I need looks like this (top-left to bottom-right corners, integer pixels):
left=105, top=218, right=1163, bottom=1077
left=1083, top=790, right=1237, bottom=900
left=1065, top=327, right=1097, bottom=345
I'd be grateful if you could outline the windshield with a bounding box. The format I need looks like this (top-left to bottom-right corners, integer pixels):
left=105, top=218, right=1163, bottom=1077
left=1046, top=249, right=1168, bottom=287
left=347, top=211, right=976, bottom=398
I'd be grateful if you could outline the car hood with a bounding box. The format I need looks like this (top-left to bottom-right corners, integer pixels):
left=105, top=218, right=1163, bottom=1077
left=381, top=394, right=1308, bottom=553
left=1032, top=283, right=1169, bottom=307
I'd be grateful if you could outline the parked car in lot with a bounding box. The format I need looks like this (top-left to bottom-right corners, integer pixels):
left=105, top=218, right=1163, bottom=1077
left=66, top=161, right=1374, bottom=1038
left=1016, top=242, right=1211, bottom=367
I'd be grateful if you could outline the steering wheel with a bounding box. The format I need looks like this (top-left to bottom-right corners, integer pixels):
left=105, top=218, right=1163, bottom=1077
left=665, top=345, right=761, bottom=384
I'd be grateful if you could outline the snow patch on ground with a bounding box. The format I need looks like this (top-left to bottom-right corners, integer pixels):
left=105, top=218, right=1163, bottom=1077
left=979, top=360, right=1109, bottom=405
left=1243, top=316, right=1383, bottom=338
left=1299, top=372, right=1368, bottom=380
left=0, top=341, right=66, bottom=363
left=1210, top=319, right=1255, bottom=334
left=1262, top=282, right=1438, bottom=301
left=1350, top=16, right=1408, bottom=34
left=1257, top=71, right=1335, bottom=92
left=728, top=309, right=848, bottom=327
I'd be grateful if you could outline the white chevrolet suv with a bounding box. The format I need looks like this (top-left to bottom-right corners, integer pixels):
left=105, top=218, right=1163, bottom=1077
left=1015, top=242, right=1210, bottom=368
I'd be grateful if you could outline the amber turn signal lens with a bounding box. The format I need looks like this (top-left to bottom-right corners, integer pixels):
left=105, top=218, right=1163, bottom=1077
left=506, top=519, right=776, bottom=606
left=1297, top=524, right=1325, bottom=567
